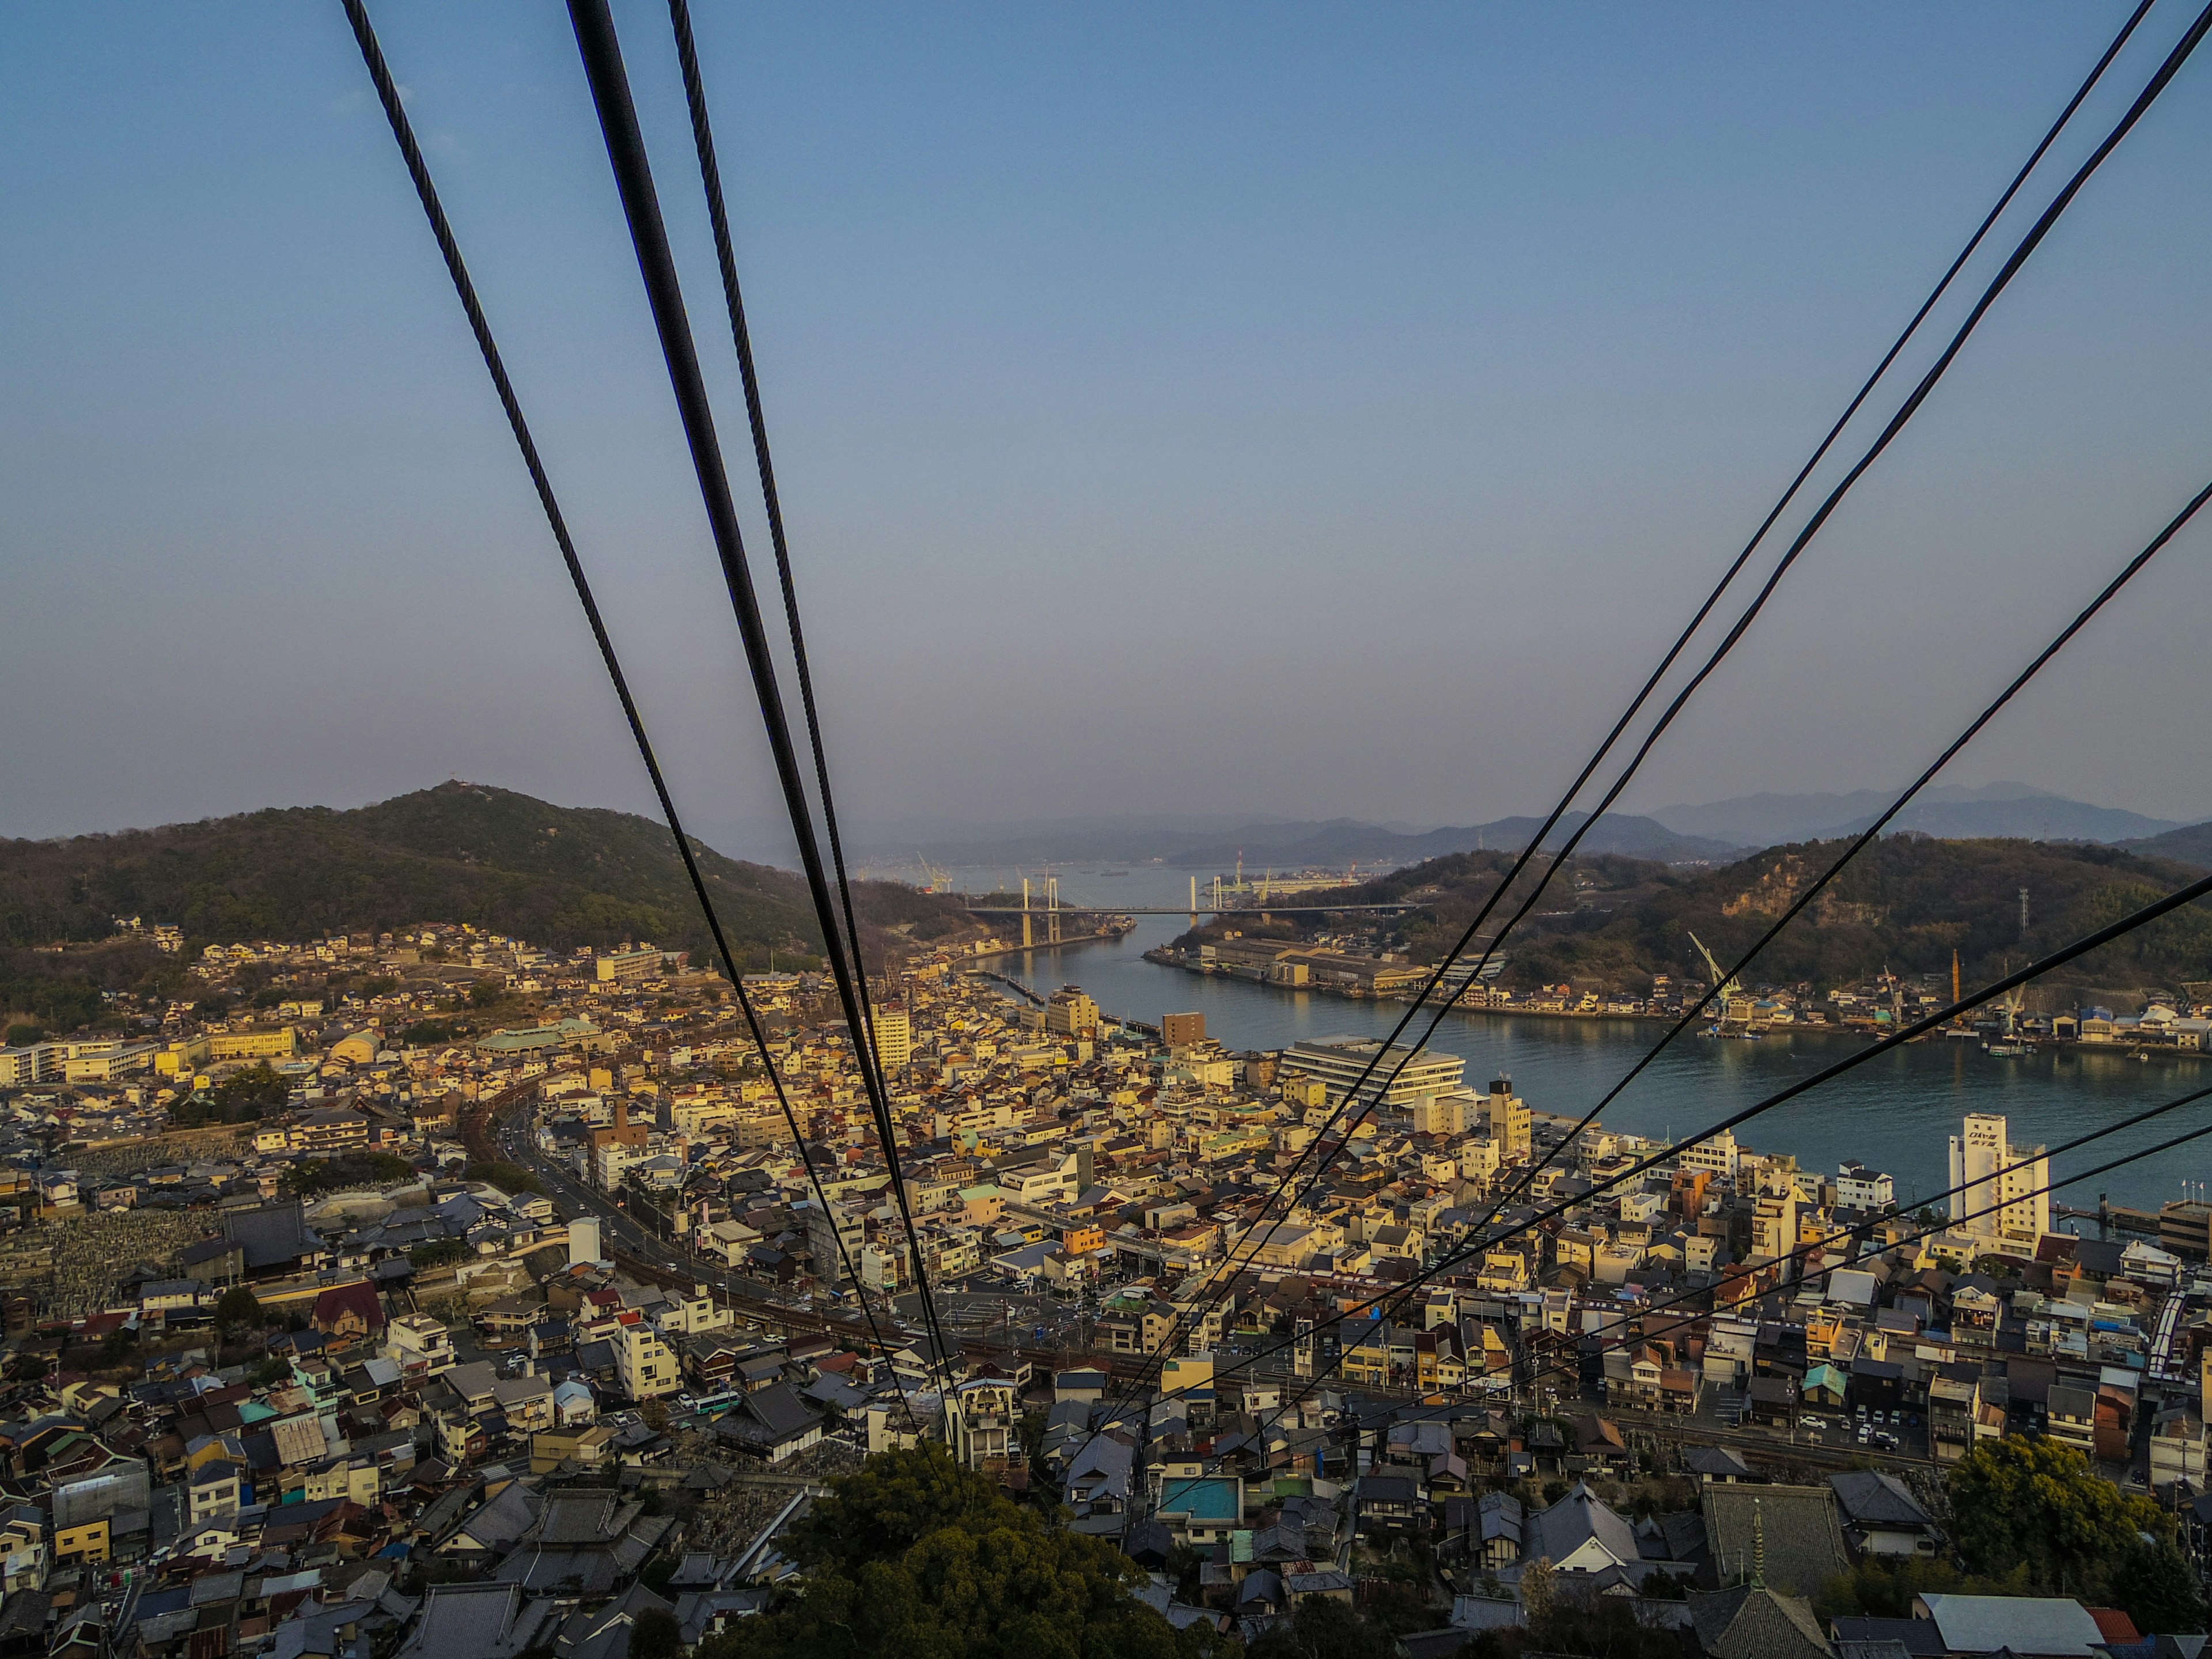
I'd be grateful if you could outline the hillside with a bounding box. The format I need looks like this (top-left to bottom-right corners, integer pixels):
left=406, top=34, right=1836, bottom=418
left=2122, top=822, right=2212, bottom=872
left=0, top=782, right=982, bottom=968
left=1306, top=836, right=2212, bottom=999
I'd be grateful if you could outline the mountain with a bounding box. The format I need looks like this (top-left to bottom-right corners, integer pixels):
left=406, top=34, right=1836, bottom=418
left=2121, top=823, right=2212, bottom=872
left=1162, top=813, right=1740, bottom=871
left=0, top=782, right=979, bottom=965
left=1319, top=836, right=2212, bottom=999
left=1650, top=783, right=2184, bottom=847
left=880, top=813, right=1738, bottom=871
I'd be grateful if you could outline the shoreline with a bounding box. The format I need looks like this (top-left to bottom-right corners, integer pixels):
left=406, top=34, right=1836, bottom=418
left=1140, top=947, right=2212, bottom=1063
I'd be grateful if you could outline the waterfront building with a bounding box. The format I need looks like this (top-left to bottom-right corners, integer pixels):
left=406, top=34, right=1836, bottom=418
left=1045, top=986, right=1099, bottom=1040
left=1161, top=1011, right=1207, bottom=1048
left=1281, top=1037, right=1465, bottom=1111
left=1482, top=1077, right=1531, bottom=1160
left=1948, top=1112, right=2050, bottom=1248
left=1837, top=1161, right=1894, bottom=1210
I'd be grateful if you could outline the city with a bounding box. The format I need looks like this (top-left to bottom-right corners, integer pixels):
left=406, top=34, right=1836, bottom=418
left=10, top=2, right=2212, bottom=1656
left=0, top=912, right=2207, bottom=1653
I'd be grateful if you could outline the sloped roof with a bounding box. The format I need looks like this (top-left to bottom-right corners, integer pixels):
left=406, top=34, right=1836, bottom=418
left=1524, top=1480, right=1639, bottom=1570
left=1703, top=1483, right=1849, bottom=1599
left=1916, top=1594, right=2105, bottom=1657
left=1829, top=1469, right=1932, bottom=1531
left=1687, top=1584, right=1831, bottom=1659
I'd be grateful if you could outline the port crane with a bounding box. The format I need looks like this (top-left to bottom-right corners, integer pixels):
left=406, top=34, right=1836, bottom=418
left=1687, top=931, right=1742, bottom=1003
left=915, top=852, right=954, bottom=894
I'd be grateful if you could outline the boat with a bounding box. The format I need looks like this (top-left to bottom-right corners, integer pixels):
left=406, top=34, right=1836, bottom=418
left=1983, top=1041, right=2029, bottom=1058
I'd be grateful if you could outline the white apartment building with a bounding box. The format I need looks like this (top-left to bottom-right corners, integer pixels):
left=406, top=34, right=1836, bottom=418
left=385, top=1313, right=456, bottom=1379
left=1837, top=1161, right=1895, bottom=1211
left=1677, top=1128, right=1741, bottom=1180
left=1948, top=1112, right=2050, bottom=1248
left=1281, top=1039, right=1465, bottom=1111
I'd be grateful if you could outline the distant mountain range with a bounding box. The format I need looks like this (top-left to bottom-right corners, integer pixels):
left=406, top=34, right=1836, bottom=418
left=862, top=783, right=2199, bottom=873
left=1647, top=782, right=2187, bottom=847
left=861, top=813, right=1735, bottom=871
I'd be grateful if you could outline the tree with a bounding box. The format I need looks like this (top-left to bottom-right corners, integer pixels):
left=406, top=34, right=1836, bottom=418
left=1948, top=1435, right=2207, bottom=1633
left=215, top=1286, right=264, bottom=1331
left=630, top=1607, right=683, bottom=1659
left=1245, top=1596, right=1394, bottom=1659
left=699, top=1444, right=1226, bottom=1659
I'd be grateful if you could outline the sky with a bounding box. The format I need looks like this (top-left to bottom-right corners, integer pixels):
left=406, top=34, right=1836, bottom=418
left=6, top=2, right=2212, bottom=865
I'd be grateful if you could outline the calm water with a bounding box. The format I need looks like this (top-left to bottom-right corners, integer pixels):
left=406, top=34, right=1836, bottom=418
left=908, top=861, right=2212, bottom=1216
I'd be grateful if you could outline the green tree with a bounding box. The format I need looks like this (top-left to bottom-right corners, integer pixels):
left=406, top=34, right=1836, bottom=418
left=215, top=1286, right=264, bottom=1330
left=208, top=1062, right=290, bottom=1120
left=700, top=1444, right=1226, bottom=1659
left=630, top=1607, right=683, bottom=1659
left=1245, top=1596, right=1393, bottom=1659
left=1948, top=1435, right=2207, bottom=1633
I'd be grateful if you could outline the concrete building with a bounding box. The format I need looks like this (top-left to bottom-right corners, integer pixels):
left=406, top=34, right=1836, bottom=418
left=1281, top=1038, right=1465, bottom=1112
left=869, top=1004, right=912, bottom=1071
left=1836, top=1161, right=1893, bottom=1210
left=1412, top=1091, right=1474, bottom=1137
left=1045, top=987, right=1100, bottom=1040
left=567, top=1215, right=603, bottom=1268
left=615, top=1320, right=680, bottom=1400
left=1161, top=1012, right=1207, bottom=1048
left=594, top=946, right=665, bottom=983
left=1481, top=1077, right=1531, bottom=1159
left=1948, top=1113, right=2050, bottom=1248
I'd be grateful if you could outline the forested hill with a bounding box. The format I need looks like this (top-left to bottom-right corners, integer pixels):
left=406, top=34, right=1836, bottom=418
left=0, top=782, right=980, bottom=966
left=1342, top=836, right=2212, bottom=998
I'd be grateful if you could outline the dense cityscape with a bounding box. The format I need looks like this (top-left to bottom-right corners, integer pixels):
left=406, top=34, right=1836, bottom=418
left=13, top=1, right=2212, bottom=1656
left=0, top=910, right=2206, bottom=1655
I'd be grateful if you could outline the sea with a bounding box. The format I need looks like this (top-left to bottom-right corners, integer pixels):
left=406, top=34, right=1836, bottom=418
left=865, top=860, right=2212, bottom=1219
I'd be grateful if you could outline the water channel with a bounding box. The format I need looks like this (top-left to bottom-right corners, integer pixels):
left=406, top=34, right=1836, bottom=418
left=900, top=862, right=2212, bottom=1217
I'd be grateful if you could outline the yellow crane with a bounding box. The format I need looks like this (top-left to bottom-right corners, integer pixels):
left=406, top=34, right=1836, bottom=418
left=1687, top=930, right=1741, bottom=1002
left=915, top=852, right=954, bottom=894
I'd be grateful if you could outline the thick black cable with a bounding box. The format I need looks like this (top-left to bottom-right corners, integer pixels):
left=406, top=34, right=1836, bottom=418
left=1301, top=0, right=2212, bottom=1185
left=1507, top=1086, right=2212, bottom=1408
left=1104, top=861, right=2212, bottom=1423
left=1112, top=0, right=2195, bottom=1410
left=664, top=0, right=891, bottom=1099
left=336, top=0, right=917, bottom=1414
left=563, top=0, right=957, bottom=1394
left=1402, top=467, right=2212, bottom=1304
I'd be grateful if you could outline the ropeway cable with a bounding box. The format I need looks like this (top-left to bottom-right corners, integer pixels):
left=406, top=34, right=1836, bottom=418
left=1362, top=466, right=2212, bottom=1329
left=1499, top=1083, right=2212, bottom=1410
left=1111, top=0, right=2200, bottom=1412
left=563, top=0, right=959, bottom=1396
left=662, top=0, right=892, bottom=1103
left=1092, top=858, right=2212, bottom=1425
left=337, top=0, right=921, bottom=1418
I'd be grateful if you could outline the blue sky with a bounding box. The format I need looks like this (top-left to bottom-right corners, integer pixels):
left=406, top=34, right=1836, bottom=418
left=6, top=2, right=2212, bottom=858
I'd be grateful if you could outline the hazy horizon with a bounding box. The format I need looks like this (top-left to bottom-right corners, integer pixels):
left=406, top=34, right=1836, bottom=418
left=8, top=3, right=2212, bottom=844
